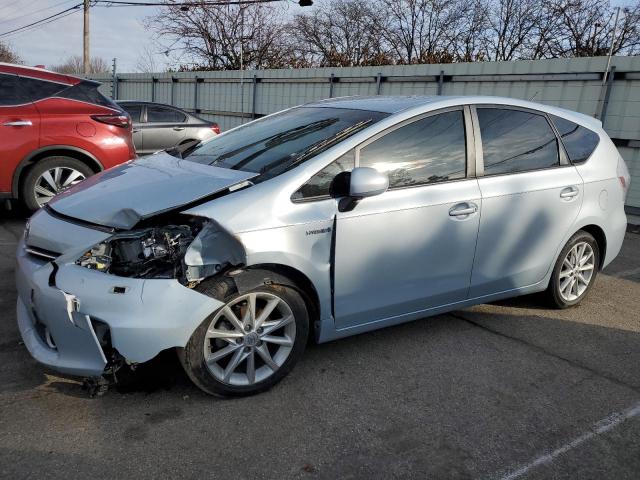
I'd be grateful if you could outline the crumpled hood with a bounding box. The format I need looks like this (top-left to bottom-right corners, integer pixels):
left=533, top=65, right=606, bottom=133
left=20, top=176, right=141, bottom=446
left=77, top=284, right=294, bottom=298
left=47, top=153, right=257, bottom=230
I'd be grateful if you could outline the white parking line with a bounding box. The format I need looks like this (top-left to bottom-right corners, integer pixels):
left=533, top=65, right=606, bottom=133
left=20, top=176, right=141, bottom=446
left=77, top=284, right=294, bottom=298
left=498, top=401, right=640, bottom=480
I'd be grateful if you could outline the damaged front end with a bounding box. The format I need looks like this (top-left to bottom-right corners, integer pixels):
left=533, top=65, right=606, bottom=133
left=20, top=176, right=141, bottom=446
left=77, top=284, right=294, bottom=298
left=74, top=215, right=246, bottom=286
left=16, top=207, right=245, bottom=396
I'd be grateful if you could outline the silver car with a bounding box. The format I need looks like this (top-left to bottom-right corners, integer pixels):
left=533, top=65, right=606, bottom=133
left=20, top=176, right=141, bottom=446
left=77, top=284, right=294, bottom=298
left=16, top=96, right=630, bottom=396
left=118, top=101, right=219, bottom=155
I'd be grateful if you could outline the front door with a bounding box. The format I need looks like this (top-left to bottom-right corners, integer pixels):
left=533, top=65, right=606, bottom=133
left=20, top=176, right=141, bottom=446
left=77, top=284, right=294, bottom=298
left=0, top=73, right=40, bottom=193
left=469, top=106, right=584, bottom=298
left=333, top=108, right=482, bottom=329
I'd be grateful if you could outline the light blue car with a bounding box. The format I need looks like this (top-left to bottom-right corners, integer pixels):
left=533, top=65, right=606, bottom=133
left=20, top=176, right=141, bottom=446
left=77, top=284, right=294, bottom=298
left=16, top=96, right=630, bottom=396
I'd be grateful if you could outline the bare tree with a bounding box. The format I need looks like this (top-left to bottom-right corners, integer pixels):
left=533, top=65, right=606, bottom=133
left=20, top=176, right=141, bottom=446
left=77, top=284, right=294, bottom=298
left=0, top=42, right=21, bottom=63
left=377, top=0, right=461, bottom=64
left=484, top=0, right=542, bottom=61
left=136, top=45, right=161, bottom=73
left=146, top=2, right=292, bottom=70
left=289, top=0, right=392, bottom=67
left=448, top=0, right=490, bottom=61
left=536, top=0, right=640, bottom=58
left=52, top=55, right=110, bottom=74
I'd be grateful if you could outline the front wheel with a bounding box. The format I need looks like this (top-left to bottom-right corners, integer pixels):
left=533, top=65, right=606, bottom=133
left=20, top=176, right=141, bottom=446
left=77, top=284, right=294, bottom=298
left=178, top=278, right=309, bottom=397
left=21, top=156, right=93, bottom=211
left=546, top=230, right=600, bottom=309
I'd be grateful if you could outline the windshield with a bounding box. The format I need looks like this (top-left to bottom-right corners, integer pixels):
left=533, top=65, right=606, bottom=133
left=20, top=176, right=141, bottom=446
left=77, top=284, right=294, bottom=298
left=185, top=107, right=388, bottom=181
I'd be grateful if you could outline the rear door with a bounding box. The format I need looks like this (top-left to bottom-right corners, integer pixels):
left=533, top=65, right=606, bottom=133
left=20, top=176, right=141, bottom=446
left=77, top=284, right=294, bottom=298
left=469, top=106, right=583, bottom=298
left=141, top=105, right=187, bottom=154
left=0, top=73, right=41, bottom=194
left=333, top=107, right=482, bottom=329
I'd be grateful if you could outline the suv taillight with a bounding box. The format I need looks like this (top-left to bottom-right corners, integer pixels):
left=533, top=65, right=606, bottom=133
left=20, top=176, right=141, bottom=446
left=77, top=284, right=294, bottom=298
left=211, top=123, right=220, bottom=135
left=91, top=114, right=130, bottom=128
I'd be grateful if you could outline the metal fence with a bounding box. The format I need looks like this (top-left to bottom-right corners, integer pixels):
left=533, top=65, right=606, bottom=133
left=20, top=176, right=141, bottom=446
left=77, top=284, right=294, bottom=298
left=89, top=56, right=640, bottom=210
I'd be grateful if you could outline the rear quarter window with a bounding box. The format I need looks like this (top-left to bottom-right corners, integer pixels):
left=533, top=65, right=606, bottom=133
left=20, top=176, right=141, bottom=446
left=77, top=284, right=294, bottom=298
left=550, top=115, right=600, bottom=164
left=17, top=76, right=66, bottom=101
left=59, top=80, right=119, bottom=109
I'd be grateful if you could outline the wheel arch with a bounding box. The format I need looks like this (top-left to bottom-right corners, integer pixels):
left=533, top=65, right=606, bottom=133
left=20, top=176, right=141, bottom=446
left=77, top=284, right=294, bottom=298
left=226, top=264, right=321, bottom=339
left=578, top=224, right=607, bottom=269
left=13, top=146, right=104, bottom=198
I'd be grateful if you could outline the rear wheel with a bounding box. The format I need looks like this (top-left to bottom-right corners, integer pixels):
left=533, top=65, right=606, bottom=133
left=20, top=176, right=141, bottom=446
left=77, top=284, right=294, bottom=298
left=21, top=156, right=93, bottom=211
left=178, top=277, right=309, bottom=397
left=546, top=230, right=600, bottom=309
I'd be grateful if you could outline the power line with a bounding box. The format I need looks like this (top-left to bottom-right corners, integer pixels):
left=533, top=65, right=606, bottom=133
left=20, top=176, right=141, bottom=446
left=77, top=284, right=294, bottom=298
left=1, top=8, right=82, bottom=39
left=0, top=0, right=78, bottom=27
left=94, top=0, right=284, bottom=6
left=0, top=3, right=83, bottom=38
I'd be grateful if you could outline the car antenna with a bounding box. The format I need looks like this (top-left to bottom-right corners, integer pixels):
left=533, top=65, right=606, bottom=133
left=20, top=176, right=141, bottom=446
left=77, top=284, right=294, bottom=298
left=528, top=92, right=538, bottom=101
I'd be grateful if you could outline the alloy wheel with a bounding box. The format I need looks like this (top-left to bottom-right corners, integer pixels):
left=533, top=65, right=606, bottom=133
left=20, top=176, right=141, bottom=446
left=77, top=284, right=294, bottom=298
left=203, top=292, right=296, bottom=386
left=34, top=167, right=86, bottom=206
left=558, top=241, right=595, bottom=302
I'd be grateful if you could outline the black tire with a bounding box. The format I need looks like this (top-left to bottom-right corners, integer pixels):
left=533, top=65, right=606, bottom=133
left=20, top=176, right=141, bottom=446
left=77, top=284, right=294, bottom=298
left=178, top=275, right=309, bottom=397
left=21, top=156, right=94, bottom=211
left=546, top=230, right=600, bottom=309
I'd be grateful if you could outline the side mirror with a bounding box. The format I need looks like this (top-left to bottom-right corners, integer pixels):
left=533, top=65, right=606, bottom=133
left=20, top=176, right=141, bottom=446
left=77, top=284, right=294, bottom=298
left=349, top=167, right=389, bottom=198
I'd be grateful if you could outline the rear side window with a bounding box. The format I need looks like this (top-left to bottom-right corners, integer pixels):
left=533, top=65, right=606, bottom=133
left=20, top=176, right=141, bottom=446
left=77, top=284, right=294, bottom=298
left=17, top=76, right=65, bottom=101
left=59, top=80, right=118, bottom=109
left=292, top=150, right=355, bottom=201
left=359, top=110, right=467, bottom=189
left=147, top=106, right=186, bottom=123
left=550, top=115, right=600, bottom=164
left=121, top=104, right=142, bottom=122
left=0, top=73, right=31, bottom=105
left=478, top=108, right=559, bottom=175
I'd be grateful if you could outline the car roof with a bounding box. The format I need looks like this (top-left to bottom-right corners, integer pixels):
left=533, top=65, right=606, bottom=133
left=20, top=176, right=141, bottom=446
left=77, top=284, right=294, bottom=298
left=0, top=62, right=81, bottom=86
left=305, top=95, right=601, bottom=130
left=118, top=100, right=184, bottom=109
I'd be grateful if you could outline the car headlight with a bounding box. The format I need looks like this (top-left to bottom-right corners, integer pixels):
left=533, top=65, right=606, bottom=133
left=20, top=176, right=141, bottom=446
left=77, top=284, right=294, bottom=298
left=76, top=219, right=204, bottom=280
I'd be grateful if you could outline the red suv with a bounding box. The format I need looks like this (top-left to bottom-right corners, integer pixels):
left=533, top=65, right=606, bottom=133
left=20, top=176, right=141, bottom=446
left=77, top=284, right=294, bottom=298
left=0, top=63, right=135, bottom=210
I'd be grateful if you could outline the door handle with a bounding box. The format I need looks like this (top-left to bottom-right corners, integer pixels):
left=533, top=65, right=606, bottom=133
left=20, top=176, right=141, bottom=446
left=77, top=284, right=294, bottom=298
left=449, top=203, right=478, bottom=217
left=132, top=129, right=140, bottom=133
left=3, top=120, right=32, bottom=127
left=560, top=186, right=579, bottom=199
left=173, top=126, right=185, bottom=131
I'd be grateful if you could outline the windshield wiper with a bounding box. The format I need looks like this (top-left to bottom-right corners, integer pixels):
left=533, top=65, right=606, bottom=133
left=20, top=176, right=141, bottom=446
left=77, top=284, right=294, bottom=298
left=165, top=139, right=202, bottom=159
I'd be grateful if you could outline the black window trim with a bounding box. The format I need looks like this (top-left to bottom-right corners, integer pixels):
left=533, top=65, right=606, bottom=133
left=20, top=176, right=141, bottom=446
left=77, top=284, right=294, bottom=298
left=548, top=113, right=601, bottom=166
left=470, top=104, right=572, bottom=179
left=291, top=105, right=476, bottom=203
left=144, top=104, right=188, bottom=124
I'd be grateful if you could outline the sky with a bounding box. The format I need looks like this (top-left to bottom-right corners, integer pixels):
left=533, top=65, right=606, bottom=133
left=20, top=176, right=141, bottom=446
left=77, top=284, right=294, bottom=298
left=0, top=0, right=170, bottom=72
left=0, top=0, right=633, bottom=73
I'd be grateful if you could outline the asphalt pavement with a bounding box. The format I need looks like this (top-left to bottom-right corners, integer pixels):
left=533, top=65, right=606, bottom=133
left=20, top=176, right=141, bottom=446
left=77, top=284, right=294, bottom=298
left=1, top=211, right=639, bottom=479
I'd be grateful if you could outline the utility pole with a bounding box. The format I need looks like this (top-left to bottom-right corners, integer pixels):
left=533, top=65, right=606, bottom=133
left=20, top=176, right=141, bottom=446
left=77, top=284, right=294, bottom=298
left=602, top=7, right=620, bottom=85
left=83, top=0, right=90, bottom=74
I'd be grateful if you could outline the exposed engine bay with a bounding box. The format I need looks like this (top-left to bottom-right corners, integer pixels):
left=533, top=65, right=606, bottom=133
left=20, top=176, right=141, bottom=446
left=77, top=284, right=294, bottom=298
left=76, top=217, right=205, bottom=281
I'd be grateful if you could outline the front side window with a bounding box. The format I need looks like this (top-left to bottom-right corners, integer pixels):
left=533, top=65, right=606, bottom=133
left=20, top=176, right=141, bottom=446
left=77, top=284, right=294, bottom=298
left=185, top=107, right=388, bottom=182
left=292, top=150, right=354, bottom=201
left=147, top=106, right=186, bottom=123
left=359, top=110, right=467, bottom=189
left=550, top=114, right=600, bottom=164
left=478, top=108, right=559, bottom=175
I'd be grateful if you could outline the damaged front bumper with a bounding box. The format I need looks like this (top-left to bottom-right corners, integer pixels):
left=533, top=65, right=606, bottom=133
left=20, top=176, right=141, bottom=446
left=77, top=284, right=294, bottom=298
left=16, top=237, right=223, bottom=377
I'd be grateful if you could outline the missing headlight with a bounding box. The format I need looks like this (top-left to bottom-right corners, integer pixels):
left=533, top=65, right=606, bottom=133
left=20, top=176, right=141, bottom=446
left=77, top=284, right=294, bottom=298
left=76, top=217, right=205, bottom=281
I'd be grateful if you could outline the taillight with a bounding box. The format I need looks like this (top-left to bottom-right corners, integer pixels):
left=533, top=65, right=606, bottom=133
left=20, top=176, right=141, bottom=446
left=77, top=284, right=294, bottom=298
left=91, top=114, right=130, bottom=128
left=211, top=123, right=220, bottom=135
left=617, top=157, right=630, bottom=200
